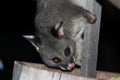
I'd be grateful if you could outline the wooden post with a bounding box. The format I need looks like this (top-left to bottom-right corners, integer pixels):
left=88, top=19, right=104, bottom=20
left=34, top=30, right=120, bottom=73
left=12, top=61, right=120, bottom=80
left=108, top=0, right=120, bottom=9
left=80, top=0, right=102, bottom=78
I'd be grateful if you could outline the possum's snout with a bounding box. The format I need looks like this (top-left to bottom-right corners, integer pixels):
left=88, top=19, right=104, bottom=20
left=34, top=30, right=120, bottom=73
left=59, top=63, right=75, bottom=71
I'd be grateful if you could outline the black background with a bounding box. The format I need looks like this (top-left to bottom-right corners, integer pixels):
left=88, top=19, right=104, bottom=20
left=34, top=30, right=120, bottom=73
left=0, top=0, right=120, bottom=80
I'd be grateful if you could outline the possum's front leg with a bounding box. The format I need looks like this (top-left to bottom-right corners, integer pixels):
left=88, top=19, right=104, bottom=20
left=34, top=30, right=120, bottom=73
left=72, top=7, right=97, bottom=66
left=85, top=11, right=96, bottom=24
left=80, top=7, right=97, bottom=24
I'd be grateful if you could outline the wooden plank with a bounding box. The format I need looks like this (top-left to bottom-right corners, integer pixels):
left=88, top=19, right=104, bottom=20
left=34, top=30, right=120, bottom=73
left=80, top=0, right=102, bottom=78
left=19, top=67, right=60, bottom=80
left=12, top=61, right=61, bottom=80
left=12, top=61, right=120, bottom=80
left=60, top=74, right=96, bottom=80
left=12, top=61, right=97, bottom=80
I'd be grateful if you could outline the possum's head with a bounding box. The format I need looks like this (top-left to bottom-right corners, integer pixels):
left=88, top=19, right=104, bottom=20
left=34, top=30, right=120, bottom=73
left=23, top=21, right=75, bottom=71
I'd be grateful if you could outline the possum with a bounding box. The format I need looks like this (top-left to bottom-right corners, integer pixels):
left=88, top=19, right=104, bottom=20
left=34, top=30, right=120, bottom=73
left=24, top=0, right=96, bottom=71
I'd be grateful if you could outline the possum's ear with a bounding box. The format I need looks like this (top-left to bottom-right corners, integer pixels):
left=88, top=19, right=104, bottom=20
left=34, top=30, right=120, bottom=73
left=51, top=21, right=64, bottom=39
left=23, top=35, right=42, bottom=51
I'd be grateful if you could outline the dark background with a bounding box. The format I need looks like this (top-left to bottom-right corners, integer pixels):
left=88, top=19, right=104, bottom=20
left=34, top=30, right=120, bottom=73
left=0, top=0, right=120, bottom=80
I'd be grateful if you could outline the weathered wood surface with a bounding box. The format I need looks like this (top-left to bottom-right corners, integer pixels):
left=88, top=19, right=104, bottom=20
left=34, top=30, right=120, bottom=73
left=12, top=61, right=120, bottom=80
left=80, top=0, right=102, bottom=78
left=108, top=0, right=120, bottom=9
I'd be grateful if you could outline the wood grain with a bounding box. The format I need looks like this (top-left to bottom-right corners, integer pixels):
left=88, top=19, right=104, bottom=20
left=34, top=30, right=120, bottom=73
left=12, top=61, right=120, bottom=80
left=80, top=0, right=102, bottom=78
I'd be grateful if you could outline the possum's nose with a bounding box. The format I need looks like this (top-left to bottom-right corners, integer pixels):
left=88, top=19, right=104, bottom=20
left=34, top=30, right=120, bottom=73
left=59, top=63, right=75, bottom=71
left=67, top=63, right=75, bottom=70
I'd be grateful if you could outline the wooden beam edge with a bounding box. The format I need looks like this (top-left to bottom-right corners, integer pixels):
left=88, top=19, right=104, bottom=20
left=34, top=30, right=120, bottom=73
left=12, top=61, right=120, bottom=80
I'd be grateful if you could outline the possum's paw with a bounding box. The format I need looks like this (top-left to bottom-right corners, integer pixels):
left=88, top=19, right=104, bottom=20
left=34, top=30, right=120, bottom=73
left=86, top=13, right=97, bottom=24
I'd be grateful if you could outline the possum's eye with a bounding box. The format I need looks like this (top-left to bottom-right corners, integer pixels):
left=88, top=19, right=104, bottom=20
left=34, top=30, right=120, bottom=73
left=52, top=57, right=61, bottom=63
left=64, top=47, right=71, bottom=56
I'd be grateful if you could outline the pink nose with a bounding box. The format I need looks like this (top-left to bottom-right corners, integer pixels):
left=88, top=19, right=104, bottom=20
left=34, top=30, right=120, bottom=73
left=67, top=63, right=75, bottom=70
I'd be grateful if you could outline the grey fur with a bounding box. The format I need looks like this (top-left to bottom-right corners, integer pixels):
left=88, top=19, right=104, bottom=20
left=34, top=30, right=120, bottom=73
left=24, top=0, right=96, bottom=70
